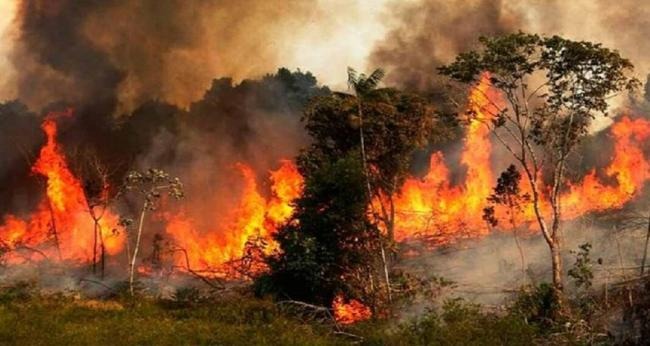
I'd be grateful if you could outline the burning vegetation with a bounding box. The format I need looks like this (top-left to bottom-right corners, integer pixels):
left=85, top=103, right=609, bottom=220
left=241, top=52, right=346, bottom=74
left=0, top=1, right=649, bottom=344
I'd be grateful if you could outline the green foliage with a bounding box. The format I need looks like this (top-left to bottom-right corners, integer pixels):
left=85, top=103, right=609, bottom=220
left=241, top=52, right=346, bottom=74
left=568, top=243, right=594, bottom=291
left=511, top=283, right=561, bottom=329
left=302, top=87, right=440, bottom=199
left=360, top=299, right=536, bottom=345
left=439, top=32, right=639, bottom=153
left=347, top=67, right=386, bottom=97
left=568, top=243, right=598, bottom=319
left=483, top=164, right=530, bottom=227
left=258, top=155, right=380, bottom=307
left=0, top=281, right=35, bottom=304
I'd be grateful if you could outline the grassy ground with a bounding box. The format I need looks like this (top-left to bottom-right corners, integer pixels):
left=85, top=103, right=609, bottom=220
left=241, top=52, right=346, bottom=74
left=0, top=293, right=541, bottom=345
left=0, top=283, right=611, bottom=345
left=0, top=293, right=344, bottom=345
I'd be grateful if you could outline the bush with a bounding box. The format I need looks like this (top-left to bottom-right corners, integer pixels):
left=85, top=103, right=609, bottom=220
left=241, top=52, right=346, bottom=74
left=360, top=298, right=536, bottom=345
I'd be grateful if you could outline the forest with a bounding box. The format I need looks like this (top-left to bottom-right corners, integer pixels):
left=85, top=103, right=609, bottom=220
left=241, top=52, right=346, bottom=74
left=0, top=1, right=649, bottom=345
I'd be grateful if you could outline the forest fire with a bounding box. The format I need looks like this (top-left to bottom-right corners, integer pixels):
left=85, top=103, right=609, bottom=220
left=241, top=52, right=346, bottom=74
left=391, top=76, right=650, bottom=244
left=0, top=113, right=304, bottom=274
left=0, top=111, right=125, bottom=264
left=0, top=77, right=647, bottom=277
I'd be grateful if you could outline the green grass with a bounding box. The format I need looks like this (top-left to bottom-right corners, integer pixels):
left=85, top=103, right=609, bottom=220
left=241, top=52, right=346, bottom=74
left=0, top=285, right=584, bottom=345
left=0, top=294, right=344, bottom=346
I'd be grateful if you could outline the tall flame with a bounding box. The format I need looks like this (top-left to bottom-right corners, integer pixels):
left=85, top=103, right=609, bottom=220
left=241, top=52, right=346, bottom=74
left=0, top=77, right=647, bottom=282
left=0, top=113, right=124, bottom=263
left=391, top=75, right=650, bottom=244
left=164, top=160, right=303, bottom=274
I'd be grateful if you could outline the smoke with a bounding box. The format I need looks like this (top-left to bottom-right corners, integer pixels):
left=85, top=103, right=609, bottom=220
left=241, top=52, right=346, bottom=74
left=370, top=0, right=519, bottom=95
left=370, top=0, right=649, bottom=127
left=0, top=0, right=389, bottom=114
left=399, top=213, right=650, bottom=311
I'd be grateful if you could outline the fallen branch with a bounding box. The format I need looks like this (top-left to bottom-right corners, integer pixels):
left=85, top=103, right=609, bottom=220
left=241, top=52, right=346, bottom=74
left=169, top=247, right=225, bottom=290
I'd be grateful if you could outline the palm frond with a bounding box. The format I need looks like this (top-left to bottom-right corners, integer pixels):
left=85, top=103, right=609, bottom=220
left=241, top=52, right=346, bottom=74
left=347, top=67, right=359, bottom=90
left=364, top=68, right=385, bottom=90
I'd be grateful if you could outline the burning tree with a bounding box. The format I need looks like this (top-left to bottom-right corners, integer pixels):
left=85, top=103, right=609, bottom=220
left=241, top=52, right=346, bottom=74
left=439, top=32, right=639, bottom=305
left=121, top=169, right=184, bottom=295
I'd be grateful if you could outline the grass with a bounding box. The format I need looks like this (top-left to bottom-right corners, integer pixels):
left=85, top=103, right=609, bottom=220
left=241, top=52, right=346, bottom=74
left=0, top=292, right=344, bottom=345
left=0, top=283, right=601, bottom=345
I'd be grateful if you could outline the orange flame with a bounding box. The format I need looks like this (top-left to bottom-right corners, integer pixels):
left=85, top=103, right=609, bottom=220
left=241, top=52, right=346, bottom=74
left=0, top=113, right=124, bottom=263
left=392, top=74, right=649, bottom=244
left=164, top=160, right=303, bottom=274
left=391, top=74, right=500, bottom=243
left=333, top=295, right=372, bottom=324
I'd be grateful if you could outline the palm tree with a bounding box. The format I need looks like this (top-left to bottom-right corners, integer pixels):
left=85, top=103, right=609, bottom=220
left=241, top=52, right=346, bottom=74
left=346, top=67, right=392, bottom=302
left=346, top=67, right=384, bottom=202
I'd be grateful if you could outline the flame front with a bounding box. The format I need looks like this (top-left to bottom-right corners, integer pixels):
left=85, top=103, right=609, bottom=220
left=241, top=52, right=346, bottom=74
left=164, top=160, right=303, bottom=274
left=391, top=75, right=650, bottom=244
left=0, top=114, right=125, bottom=263
left=0, top=78, right=647, bottom=279
left=391, top=74, right=500, bottom=243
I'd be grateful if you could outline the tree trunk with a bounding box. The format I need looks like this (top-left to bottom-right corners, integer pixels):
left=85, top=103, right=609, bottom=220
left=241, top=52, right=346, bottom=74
left=356, top=96, right=392, bottom=304
left=641, top=213, right=650, bottom=276
left=380, top=242, right=392, bottom=303
left=551, top=240, right=564, bottom=293
left=129, top=207, right=147, bottom=296
left=92, top=219, right=98, bottom=275
left=99, top=226, right=106, bottom=280
left=513, top=228, right=527, bottom=285
left=47, top=200, right=62, bottom=260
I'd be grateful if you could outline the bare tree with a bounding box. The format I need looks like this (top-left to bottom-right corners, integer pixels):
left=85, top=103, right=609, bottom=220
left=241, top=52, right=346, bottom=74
left=121, top=169, right=183, bottom=295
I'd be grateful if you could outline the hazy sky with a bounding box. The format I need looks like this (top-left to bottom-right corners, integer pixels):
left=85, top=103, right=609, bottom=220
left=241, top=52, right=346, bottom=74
left=0, top=0, right=647, bottom=116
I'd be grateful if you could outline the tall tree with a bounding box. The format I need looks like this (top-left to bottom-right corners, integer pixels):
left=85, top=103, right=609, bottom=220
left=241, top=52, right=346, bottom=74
left=304, top=76, right=441, bottom=242
left=439, top=32, right=639, bottom=304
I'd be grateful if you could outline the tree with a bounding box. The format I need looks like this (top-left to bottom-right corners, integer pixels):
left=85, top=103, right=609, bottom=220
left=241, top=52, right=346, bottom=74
left=121, top=169, right=183, bottom=295
left=483, top=164, right=530, bottom=285
left=439, top=32, right=639, bottom=303
left=303, top=78, right=443, bottom=303
left=645, top=74, right=650, bottom=103
left=304, top=76, right=441, bottom=241
left=259, top=155, right=381, bottom=308
left=70, top=148, right=119, bottom=278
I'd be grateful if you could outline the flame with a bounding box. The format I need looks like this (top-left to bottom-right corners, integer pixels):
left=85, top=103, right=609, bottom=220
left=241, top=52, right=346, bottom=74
left=391, top=74, right=500, bottom=243
left=0, top=76, right=647, bottom=278
left=562, top=116, right=650, bottom=218
left=391, top=74, right=649, bottom=244
left=0, top=113, right=124, bottom=263
left=333, top=295, right=372, bottom=324
left=164, top=160, right=303, bottom=274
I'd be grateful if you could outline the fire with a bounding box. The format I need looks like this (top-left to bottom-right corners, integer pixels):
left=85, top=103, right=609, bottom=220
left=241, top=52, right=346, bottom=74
left=391, top=74, right=500, bottom=243
left=391, top=74, right=650, bottom=244
left=165, top=160, right=303, bottom=274
left=333, top=295, right=372, bottom=324
left=0, top=77, right=647, bottom=279
left=0, top=112, right=124, bottom=263
left=562, top=116, right=650, bottom=218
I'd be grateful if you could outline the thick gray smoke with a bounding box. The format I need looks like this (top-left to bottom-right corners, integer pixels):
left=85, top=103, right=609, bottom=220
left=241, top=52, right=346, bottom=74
left=371, top=0, right=649, bottom=104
